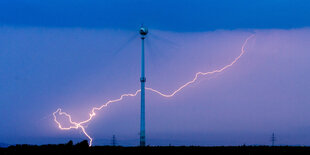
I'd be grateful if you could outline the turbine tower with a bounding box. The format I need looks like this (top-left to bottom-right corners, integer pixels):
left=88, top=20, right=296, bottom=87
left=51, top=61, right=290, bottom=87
left=139, top=25, right=148, bottom=147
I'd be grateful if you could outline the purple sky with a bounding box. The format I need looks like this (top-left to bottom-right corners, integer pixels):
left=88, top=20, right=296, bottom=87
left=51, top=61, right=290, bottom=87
left=1, top=26, right=310, bottom=146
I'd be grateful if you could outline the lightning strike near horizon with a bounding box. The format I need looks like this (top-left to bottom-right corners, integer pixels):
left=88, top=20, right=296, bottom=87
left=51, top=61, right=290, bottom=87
left=53, top=34, right=254, bottom=146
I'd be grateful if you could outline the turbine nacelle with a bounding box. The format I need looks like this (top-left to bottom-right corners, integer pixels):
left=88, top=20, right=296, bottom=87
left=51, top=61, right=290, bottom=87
left=139, top=25, right=148, bottom=36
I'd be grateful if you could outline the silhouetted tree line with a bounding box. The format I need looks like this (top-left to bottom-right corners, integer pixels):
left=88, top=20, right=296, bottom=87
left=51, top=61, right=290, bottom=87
left=2, top=140, right=310, bottom=155
left=1, top=140, right=89, bottom=155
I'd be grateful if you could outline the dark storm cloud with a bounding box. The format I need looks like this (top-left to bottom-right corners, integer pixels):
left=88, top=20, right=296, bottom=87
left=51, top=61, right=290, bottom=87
left=1, top=0, right=310, bottom=31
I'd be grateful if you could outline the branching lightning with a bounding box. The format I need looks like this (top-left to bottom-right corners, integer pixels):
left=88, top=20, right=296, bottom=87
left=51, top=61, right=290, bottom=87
left=53, top=34, right=254, bottom=146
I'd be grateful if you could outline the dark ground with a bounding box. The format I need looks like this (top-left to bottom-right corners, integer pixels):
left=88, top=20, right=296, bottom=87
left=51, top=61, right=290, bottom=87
left=2, top=140, right=310, bottom=155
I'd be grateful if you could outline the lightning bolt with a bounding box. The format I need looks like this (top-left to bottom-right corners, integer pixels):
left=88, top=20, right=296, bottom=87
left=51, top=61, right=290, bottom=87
left=53, top=34, right=254, bottom=146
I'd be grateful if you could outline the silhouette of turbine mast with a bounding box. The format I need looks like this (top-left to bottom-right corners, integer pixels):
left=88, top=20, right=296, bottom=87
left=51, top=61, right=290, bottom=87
left=139, top=25, right=148, bottom=147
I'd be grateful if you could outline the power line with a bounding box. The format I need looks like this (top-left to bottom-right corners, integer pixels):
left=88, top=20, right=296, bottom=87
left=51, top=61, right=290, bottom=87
left=271, top=132, right=276, bottom=146
left=111, top=135, right=117, bottom=146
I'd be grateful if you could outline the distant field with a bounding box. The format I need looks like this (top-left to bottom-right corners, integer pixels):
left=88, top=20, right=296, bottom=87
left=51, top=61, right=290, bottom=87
left=2, top=141, right=310, bottom=155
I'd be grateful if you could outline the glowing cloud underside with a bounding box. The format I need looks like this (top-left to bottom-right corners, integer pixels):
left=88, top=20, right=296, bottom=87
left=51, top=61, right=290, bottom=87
left=53, top=34, right=254, bottom=146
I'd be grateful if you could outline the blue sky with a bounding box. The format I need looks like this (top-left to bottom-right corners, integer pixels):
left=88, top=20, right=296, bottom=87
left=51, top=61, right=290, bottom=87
left=1, top=0, right=310, bottom=146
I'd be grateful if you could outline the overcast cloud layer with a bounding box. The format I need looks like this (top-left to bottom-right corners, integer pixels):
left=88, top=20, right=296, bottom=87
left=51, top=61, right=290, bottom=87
left=0, top=27, right=310, bottom=145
